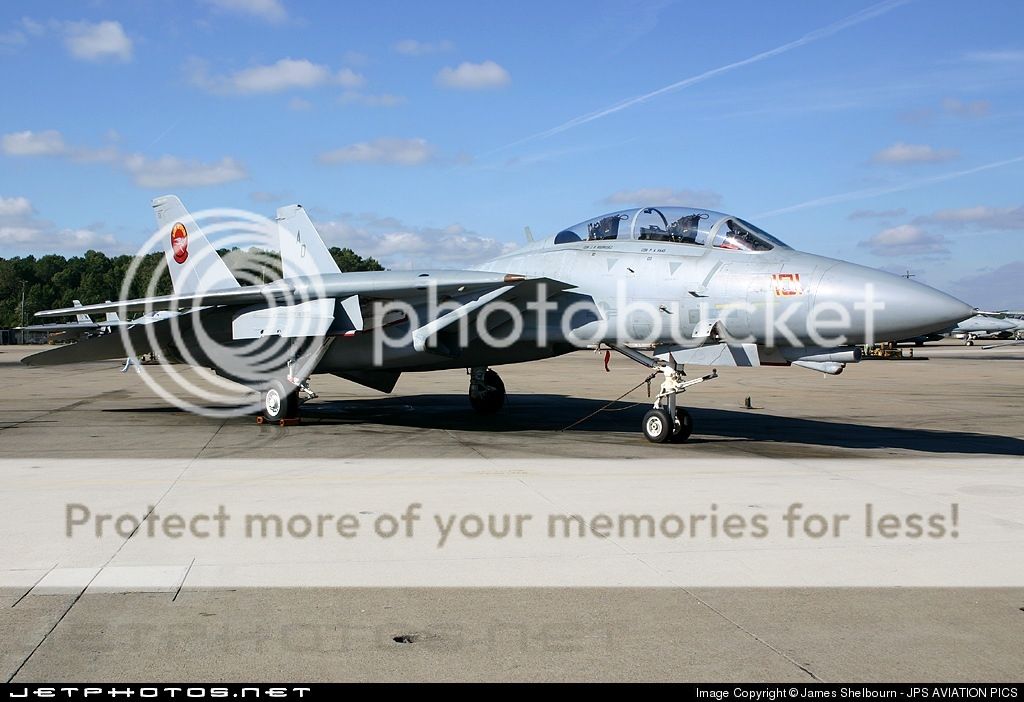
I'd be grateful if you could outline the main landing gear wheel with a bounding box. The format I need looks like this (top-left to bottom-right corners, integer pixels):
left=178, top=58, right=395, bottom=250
left=263, top=379, right=299, bottom=421
left=469, top=368, right=506, bottom=415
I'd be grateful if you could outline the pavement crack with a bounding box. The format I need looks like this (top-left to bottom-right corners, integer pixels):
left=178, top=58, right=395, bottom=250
left=10, top=563, right=57, bottom=609
left=172, top=558, right=195, bottom=603
left=6, top=569, right=104, bottom=682
left=677, top=587, right=823, bottom=682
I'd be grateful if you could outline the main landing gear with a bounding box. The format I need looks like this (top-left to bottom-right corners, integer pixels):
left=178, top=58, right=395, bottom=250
left=262, top=379, right=299, bottom=422
left=607, top=345, right=717, bottom=444
left=468, top=367, right=506, bottom=414
left=261, top=360, right=320, bottom=423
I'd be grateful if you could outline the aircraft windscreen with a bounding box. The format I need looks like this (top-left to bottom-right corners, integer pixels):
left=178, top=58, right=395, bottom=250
left=559, top=207, right=789, bottom=251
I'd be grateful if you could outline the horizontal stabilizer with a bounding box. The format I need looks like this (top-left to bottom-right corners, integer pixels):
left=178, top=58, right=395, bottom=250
left=21, top=322, right=159, bottom=366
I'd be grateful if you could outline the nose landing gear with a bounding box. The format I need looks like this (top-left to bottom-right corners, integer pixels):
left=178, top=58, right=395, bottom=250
left=642, top=363, right=714, bottom=443
left=606, top=344, right=716, bottom=444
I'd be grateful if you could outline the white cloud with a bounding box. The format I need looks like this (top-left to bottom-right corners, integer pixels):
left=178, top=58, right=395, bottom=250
left=22, top=18, right=44, bottom=36
left=0, top=29, right=27, bottom=49
left=338, top=91, right=406, bottom=108
left=204, top=0, right=288, bottom=23
left=941, top=97, right=990, bottom=118
left=2, top=129, right=249, bottom=189
left=0, top=195, right=33, bottom=217
left=122, top=154, right=248, bottom=188
left=602, top=188, right=723, bottom=209
left=318, top=138, right=434, bottom=166
left=858, top=224, right=949, bottom=257
left=435, top=60, right=510, bottom=90
left=63, top=20, right=133, bottom=62
left=918, top=205, right=1024, bottom=231
left=315, top=213, right=514, bottom=268
left=190, top=58, right=363, bottom=94
left=2, top=129, right=66, bottom=156
left=335, top=67, right=365, bottom=89
left=949, top=261, right=1024, bottom=310
left=0, top=199, right=118, bottom=252
left=872, top=142, right=958, bottom=164
left=0, top=225, right=116, bottom=250
left=848, top=208, right=906, bottom=220
left=342, top=50, right=369, bottom=66
left=393, top=39, right=454, bottom=56
left=250, top=190, right=290, bottom=204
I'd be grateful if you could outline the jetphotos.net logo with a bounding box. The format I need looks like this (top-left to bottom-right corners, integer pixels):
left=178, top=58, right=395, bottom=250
left=119, top=207, right=887, bottom=417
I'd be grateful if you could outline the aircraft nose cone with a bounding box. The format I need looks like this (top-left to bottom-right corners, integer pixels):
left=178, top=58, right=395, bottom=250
left=815, top=262, right=973, bottom=343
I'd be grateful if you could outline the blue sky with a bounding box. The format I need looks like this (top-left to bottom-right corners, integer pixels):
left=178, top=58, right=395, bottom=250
left=1, top=0, right=1022, bottom=308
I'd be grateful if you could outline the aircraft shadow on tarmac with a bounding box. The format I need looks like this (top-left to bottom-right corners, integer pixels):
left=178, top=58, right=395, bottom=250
left=285, top=393, right=1024, bottom=456
left=103, top=393, right=1024, bottom=455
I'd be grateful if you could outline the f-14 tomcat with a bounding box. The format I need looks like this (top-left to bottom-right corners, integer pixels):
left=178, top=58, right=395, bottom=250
left=26, top=197, right=972, bottom=443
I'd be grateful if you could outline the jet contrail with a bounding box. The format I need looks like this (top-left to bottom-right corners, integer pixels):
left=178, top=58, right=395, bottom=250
left=487, top=0, right=910, bottom=154
left=755, top=155, right=1024, bottom=219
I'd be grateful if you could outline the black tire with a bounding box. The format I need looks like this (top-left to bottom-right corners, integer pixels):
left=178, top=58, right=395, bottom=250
left=642, top=408, right=673, bottom=443
left=263, top=380, right=298, bottom=421
left=469, top=369, right=506, bottom=414
left=670, top=408, right=693, bottom=443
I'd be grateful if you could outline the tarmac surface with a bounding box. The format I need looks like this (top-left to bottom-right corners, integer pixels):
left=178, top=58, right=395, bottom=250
left=1, top=341, right=1022, bottom=682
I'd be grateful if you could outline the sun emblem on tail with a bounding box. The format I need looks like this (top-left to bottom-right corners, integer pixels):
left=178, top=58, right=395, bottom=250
left=171, top=222, right=188, bottom=264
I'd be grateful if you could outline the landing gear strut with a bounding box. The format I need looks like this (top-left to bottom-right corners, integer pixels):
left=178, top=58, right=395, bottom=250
left=261, top=358, right=321, bottom=422
left=643, top=362, right=714, bottom=443
left=469, top=367, right=506, bottom=414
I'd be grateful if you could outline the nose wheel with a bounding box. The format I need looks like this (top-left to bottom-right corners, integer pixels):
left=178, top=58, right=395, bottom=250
left=469, top=367, right=506, bottom=414
left=642, top=407, right=693, bottom=444
left=642, top=359, right=715, bottom=444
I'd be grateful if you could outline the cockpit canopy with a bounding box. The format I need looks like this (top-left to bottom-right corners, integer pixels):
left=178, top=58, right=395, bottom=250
left=553, top=207, right=789, bottom=252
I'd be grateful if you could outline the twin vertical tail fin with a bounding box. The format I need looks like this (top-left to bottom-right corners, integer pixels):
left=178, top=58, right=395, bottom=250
left=152, top=195, right=240, bottom=295
left=276, top=204, right=363, bottom=330
left=276, top=204, right=341, bottom=278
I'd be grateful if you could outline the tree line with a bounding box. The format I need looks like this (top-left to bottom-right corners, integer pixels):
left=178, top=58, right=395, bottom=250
left=0, top=247, right=383, bottom=328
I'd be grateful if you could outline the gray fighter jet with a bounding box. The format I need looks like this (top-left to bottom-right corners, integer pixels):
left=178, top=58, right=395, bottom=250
left=25, top=198, right=972, bottom=443
left=950, top=314, right=1018, bottom=345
